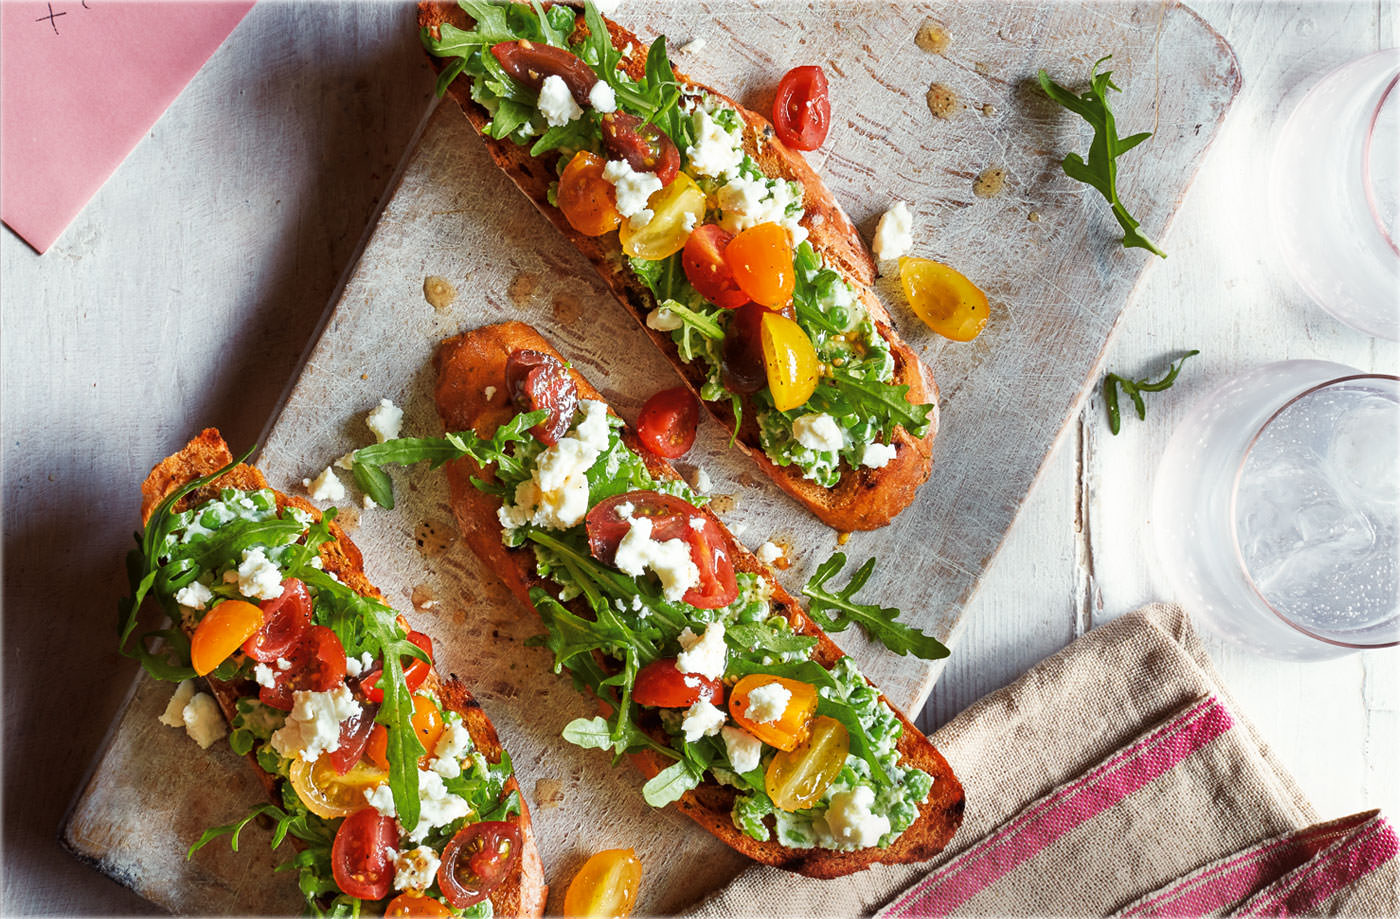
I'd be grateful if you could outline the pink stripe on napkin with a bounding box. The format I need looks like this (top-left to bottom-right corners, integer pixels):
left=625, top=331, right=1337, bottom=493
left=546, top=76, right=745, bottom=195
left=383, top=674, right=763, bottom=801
left=1241, top=815, right=1398, bottom=917
left=883, top=696, right=1233, bottom=918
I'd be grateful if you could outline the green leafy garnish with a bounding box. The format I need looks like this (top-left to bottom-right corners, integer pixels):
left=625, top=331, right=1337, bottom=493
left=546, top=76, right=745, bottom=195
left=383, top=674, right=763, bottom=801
left=802, top=552, right=949, bottom=660
left=1038, top=56, right=1165, bottom=257
left=1102, top=349, right=1199, bottom=434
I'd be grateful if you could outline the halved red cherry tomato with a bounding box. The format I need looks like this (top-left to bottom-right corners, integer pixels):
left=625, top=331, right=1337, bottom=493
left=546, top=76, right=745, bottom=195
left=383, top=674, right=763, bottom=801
left=386, top=894, right=453, bottom=918
left=331, top=807, right=397, bottom=901
left=242, top=577, right=312, bottom=662
left=559, top=151, right=623, bottom=237
left=360, top=631, right=433, bottom=703
left=601, top=111, right=680, bottom=186
left=258, top=625, right=348, bottom=711
left=190, top=599, right=263, bottom=676
left=682, top=224, right=749, bottom=309
left=726, top=223, right=795, bottom=307
left=773, top=65, right=832, bottom=151
left=491, top=40, right=597, bottom=106
left=438, top=820, right=522, bottom=909
left=325, top=701, right=381, bottom=775
left=585, top=492, right=738, bottom=609
left=632, top=658, right=724, bottom=708
left=636, top=387, right=700, bottom=459
left=506, top=349, right=579, bottom=446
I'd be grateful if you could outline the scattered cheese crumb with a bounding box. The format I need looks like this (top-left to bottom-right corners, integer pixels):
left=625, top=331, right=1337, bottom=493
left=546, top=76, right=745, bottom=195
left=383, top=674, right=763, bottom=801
left=681, top=698, right=726, bottom=742
left=745, top=681, right=792, bottom=724
left=872, top=200, right=914, bottom=265
left=678, top=37, right=707, bottom=55
left=303, top=467, right=346, bottom=503
left=181, top=692, right=227, bottom=749
left=588, top=80, right=617, bottom=113
left=539, top=74, right=584, bottom=127
left=756, top=541, right=785, bottom=566
left=483, top=385, right=497, bottom=401
left=159, top=680, right=197, bottom=728
left=174, top=581, right=213, bottom=611
left=676, top=622, right=727, bottom=680
left=366, top=399, right=404, bottom=443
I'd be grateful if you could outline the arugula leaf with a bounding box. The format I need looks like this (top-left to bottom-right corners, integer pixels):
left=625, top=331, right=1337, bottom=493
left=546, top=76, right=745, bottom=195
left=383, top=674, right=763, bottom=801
left=802, top=553, right=949, bottom=660
left=186, top=803, right=282, bottom=859
left=642, top=758, right=703, bottom=807
left=1102, top=349, right=1199, bottom=434
left=1038, top=57, right=1165, bottom=257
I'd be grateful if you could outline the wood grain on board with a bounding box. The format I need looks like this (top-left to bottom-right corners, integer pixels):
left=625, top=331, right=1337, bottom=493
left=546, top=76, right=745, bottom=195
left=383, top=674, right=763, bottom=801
left=65, top=2, right=1239, bottom=914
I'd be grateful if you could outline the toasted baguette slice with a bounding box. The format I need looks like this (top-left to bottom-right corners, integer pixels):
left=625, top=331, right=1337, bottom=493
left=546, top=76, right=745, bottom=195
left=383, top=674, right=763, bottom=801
left=140, top=430, right=546, bottom=917
left=418, top=1, right=937, bottom=532
left=433, top=322, right=963, bottom=878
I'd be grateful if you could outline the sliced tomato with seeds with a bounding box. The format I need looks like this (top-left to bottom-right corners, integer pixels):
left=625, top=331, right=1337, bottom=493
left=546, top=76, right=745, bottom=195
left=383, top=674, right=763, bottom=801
left=682, top=224, right=749, bottom=309
left=330, top=807, right=397, bottom=901
left=772, top=65, right=832, bottom=151
left=242, top=577, right=312, bottom=662
left=632, top=658, right=724, bottom=708
left=637, top=387, right=700, bottom=459
left=586, top=491, right=738, bottom=609
left=490, top=40, right=597, bottom=106
left=325, top=700, right=380, bottom=776
left=386, top=894, right=453, bottom=917
left=258, top=625, right=347, bottom=711
left=438, top=820, right=522, bottom=909
left=683, top=515, right=739, bottom=610
left=601, top=111, right=680, bottom=186
left=506, top=349, right=578, bottom=446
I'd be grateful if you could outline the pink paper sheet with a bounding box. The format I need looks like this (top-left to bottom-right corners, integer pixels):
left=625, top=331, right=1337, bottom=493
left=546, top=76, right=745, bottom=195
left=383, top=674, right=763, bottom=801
left=1, top=1, right=253, bottom=254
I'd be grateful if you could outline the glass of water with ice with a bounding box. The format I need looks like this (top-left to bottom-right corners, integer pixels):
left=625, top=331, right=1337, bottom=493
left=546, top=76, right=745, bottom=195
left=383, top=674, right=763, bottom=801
left=1153, top=361, right=1399, bottom=659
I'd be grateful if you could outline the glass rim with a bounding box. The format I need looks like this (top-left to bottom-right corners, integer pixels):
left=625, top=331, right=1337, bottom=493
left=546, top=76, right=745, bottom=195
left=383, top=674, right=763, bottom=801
left=1363, top=73, right=1400, bottom=257
left=1228, top=372, right=1400, bottom=650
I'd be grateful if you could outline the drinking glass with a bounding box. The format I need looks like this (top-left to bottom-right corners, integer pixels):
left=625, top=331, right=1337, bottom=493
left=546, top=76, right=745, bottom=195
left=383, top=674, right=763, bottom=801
left=1269, top=49, right=1400, bottom=340
left=1153, top=361, right=1400, bottom=660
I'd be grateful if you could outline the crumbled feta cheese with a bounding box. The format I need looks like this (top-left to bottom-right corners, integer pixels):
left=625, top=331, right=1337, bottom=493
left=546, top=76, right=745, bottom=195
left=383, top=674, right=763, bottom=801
left=683, top=210, right=699, bottom=232
left=756, top=541, right=785, bottom=566
left=592, top=0, right=620, bottom=13
left=181, top=692, right=227, bottom=749
left=688, top=108, right=745, bottom=179
left=277, top=657, right=293, bottom=671
left=614, top=500, right=636, bottom=519
left=745, top=681, right=791, bottom=724
left=309, top=555, right=324, bottom=569
left=253, top=663, right=278, bottom=689
left=678, top=37, right=707, bottom=55
left=303, top=467, right=346, bottom=503
left=721, top=726, right=762, bottom=773
left=872, top=200, right=914, bottom=264
left=236, top=547, right=284, bottom=600
left=270, top=685, right=360, bottom=763
left=646, top=306, right=683, bottom=331
left=394, top=845, right=442, bottom=892
left=433, top=721, right=473, bottom=762
left=334, top=452, right=355, bottom=470
left=688, top=516, right=706, bottom=532
left=676, top=622, right=727, bottom=680
left=406, top=768, right=474, bottom=842
left=860, top=441, right=897, bottom=469
left=538, top=74, right=583, bottom=127
left=717, top=174, right=807, bottom=244
left=614, top=515, right=700, bottom=602
left=365, top=783, right=396, bottom=817
left=498, top=400, right=610, bottom=531
left=366, top=398, right=404, bottom=443
left=588, top=80, right=617, bottom=113
left=681, top=698, right=727, bottom=742
left=344, top=655, right=363, bottom=678
left=362, top=495, right=375, bottom=509
left=819, top=786, right=892, bottom=849
left=792, top=412, right=844, bottom=453
left=690, top=466, right=711, bottom=493
left=483, top=385, right=497, bottom=401
left=602, top=159, right=662, bottom=229
left=431, top=757, right=461, bottom=779
left=159, top=680, right=197, bottom=728
left=174, top=581, right=213, bottom=610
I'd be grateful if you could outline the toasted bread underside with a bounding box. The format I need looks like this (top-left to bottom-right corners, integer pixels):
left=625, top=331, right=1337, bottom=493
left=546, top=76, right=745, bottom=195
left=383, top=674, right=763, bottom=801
left=417, top=1, right=938, bottom=532
left=139, top=430, right=546, bottom=917
left=434, top=322, right=963, bottom=878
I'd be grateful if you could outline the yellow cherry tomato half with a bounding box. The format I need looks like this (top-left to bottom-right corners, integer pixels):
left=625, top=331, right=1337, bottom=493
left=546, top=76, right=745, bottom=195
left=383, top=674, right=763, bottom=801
left=189, top=599, right=263, bottom=676
left=898, top=256, right=989, bottom=342
left=411, top=695, right=445, bottom=760
left=725, top=222, right=795, bottom=307
left=758, top=311, right=820, bottom=412
left=385, top=893, right=453, bottom=917
left=288, top=756, right=389, bottom=820
left=563, top=848, right=643, bottom=918
left=765, top=716, right=850, bottom=812
left=727, top=675, right=819, bottom=752
left=618, top=172, right=706, bottom=261
left=558, top=151, right=622, bottom=237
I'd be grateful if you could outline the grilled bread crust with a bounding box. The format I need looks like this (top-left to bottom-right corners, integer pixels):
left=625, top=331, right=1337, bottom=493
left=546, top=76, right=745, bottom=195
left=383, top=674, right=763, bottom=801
left=434, top=322, right=963, bottom=878
left=140, top=431, right=547, bottom=917
left=418, top=1, right=938, bottom=531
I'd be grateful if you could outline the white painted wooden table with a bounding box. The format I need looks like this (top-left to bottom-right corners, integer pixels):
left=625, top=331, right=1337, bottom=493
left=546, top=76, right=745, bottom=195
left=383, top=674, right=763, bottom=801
left=2, top=2, right=1395, bottom=914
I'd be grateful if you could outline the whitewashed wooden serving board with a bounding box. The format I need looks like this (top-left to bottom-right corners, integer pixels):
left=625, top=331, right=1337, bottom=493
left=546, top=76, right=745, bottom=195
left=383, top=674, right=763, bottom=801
left=66, top=2, right=1238, bottom=914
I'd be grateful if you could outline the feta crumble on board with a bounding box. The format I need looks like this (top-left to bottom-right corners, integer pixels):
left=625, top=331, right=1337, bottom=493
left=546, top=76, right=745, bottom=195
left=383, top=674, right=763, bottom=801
left=181, top=692, right=227, bottom=749
left=681, top=698, right=726, bottom=742
left=756, top=541, right=785, bottom=566
left=689, top=466, right=711, bottom=493
left=159, top=680, right=197, bottom=728
left=745, top=681, right=792, bottom=724
left=872, top=200, right=914, bottom=264
left=676, top=622, right=727, bottom=680
left=602, top=159, right=663, bottom=230
left=237, top=547, right=284, bottom=600
left=366, top=398, right=404, bottom=443
left=303, top=467, right=345, bottom=503
left=678, top=37, right=707, bottom=55
left=270, top=685, right=360, bottom=763
left=538, top=74, right=583, bottom=127
left=721, top=725, right=762, bottom=774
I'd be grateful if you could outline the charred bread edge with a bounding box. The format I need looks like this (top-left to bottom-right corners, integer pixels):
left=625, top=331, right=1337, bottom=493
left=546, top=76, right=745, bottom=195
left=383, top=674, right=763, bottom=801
left=418, top=1, right=938, bottom=531
left=433, top=322, right=963, bottom=879
left=139, top=428, right=547, bottom=917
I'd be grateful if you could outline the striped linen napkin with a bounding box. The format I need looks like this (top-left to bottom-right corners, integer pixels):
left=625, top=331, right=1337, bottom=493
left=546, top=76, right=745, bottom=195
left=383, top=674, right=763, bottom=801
left=684, top=603, right=1398, bottom=917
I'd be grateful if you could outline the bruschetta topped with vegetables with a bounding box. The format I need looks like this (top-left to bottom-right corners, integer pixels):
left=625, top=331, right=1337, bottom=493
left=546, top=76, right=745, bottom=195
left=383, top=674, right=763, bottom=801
left=352, top=323, right=963, bottom=877
left=418, top=1, right=939, bottom=531
left=121, top=431, right=546, bottom=916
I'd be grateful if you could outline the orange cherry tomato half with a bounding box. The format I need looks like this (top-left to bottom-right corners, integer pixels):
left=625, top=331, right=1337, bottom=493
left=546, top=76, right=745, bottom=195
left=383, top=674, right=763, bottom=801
left=330, top=807, right=397, bottom=901
left=490, top=40, right=597, bottom=106
left=365, top=723, right=390, bottom=771
left=411, top=694, right=445, bottom=760
left=360, top=630, right=433, bottom=703
left=682, top=224, right=749, bottom=309
left=559, top=151, right=623, bottom=237
left=636, top=386, right=700, bottom=459
left=386, top=893, right=453, bottom=918
left=632, top=658, right=724, bottom=709
left=759, top=310, right=820, bottom=411
left=727, top=675, right=819, bottom=751
left=438, top=820, right=522, bottom=909
left=898, top=256, right=990, bottom=342
left=242, top=577, right=312, bottom=662
left=190, top=599, right=263, bottom=676
left=563, top=848, right=643, bottom=919
left=725, top=223, right=795, bottom=308
left=773, top=65, right=832, bottom=151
